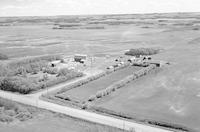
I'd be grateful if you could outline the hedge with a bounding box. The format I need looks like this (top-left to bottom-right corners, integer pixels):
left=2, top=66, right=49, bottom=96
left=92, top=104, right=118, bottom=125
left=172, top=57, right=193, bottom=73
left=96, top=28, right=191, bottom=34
left=125, top=48, right=160, bottom=56
left=91, top=106, right=190, bottom=132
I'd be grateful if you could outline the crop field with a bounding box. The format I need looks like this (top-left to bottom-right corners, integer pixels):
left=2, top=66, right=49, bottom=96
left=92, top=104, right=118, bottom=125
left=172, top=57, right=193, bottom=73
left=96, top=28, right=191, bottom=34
left=57, top=66, right=141, bottom=101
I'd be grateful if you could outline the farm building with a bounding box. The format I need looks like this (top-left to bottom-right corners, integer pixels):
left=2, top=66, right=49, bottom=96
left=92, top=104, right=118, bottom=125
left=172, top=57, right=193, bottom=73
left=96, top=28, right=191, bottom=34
left=128, top=57, right=136, bottom=63
left=107, top=66, right=114, bottom=70
left=74, top=54, right=87, bottom=63
left=49, top=60, right=61, bottom=67
left=145, top=60, right=167, bottom=67
left=142, top=56, right=152, bottom=60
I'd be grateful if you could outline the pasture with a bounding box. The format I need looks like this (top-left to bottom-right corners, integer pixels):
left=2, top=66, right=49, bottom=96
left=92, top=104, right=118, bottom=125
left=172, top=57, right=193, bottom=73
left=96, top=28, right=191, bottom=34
left=56, top=66, right=141, bottom=101
left=92, top=23, right=200, bottom=131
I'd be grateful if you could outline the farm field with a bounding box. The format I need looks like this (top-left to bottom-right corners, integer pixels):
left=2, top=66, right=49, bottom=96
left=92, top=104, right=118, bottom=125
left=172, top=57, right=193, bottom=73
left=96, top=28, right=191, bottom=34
left=92, top=23, right=200, bottom=131
left=57, top=66, right=141, bottom=101
left=0, top=25, right=164, bottom=58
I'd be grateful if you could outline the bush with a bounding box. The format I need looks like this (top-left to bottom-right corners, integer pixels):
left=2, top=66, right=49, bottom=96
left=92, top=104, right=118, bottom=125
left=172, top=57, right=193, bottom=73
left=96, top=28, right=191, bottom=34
left=0, top=98, right=33, bottom=123
left=16, top=67, right=27, bottom=76
left=60, top=58, right=65, bottom=63
left=0, top=114, right=13, bottom=122
left=0, top=54, right=62, bottom=77
left=55, top=94, right=71, bottom=101
left=57, top=68, right=83, bottom=78
left=88, top=95, right=96, bottom=101
left=15, top=112, right=32, bottom=121
left=4, top=109, right=16, bottom=116
left=0, top=65, right=9, bottom=77
left=58, top=68, right=72, bottom=76
left=0, top=77, right=36, bottom=94
left=7, top=54, right=61, bottom=75
left=0, top=53, right=8, bottom=60
left=81, top=103, right=89, bottom=109
left=105, top=87, right=112, bottom=94
left=96, top=91, right=104, bottom=98
left=0, top=98, right=18, bottom=111
left=43, top=67, right=58, bottom=74
left=125, top=48, right=160, bottom=56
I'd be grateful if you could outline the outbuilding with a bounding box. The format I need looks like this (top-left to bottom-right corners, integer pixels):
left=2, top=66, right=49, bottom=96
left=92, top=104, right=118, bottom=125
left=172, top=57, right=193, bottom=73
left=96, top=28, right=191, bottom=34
left=128, top=57, right=136, bottom=63
left=74, top=54, right=87, bottom=63
left=145, top=60, right=166, bottom=67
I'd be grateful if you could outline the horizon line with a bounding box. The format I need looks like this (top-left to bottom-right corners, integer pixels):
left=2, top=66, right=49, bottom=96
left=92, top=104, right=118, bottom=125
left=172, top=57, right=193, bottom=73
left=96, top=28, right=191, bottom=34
left=0, top=11, right=200, bottom=18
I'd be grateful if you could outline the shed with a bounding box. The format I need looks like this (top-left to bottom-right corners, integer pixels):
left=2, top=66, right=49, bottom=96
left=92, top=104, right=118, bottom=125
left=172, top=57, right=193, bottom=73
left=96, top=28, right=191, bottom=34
left=145, top=60, right=165, bottom=67
left=74, top=54, right=87, bottom=62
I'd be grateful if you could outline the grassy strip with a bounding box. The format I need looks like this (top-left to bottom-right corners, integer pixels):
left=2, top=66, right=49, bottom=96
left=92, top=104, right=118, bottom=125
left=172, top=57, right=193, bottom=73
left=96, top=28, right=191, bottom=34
left=87, top=65, right=157, bottom=102
left=0, top=97, right=34, bottom=123
left=41, top=94, right=87, bottom=109
left=91, top=106, right=190, bottom=132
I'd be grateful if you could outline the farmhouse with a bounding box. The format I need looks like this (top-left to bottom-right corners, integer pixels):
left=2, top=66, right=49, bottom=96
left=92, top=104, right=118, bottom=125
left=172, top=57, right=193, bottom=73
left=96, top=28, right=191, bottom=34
left=74, top=54, right=87, bottom=63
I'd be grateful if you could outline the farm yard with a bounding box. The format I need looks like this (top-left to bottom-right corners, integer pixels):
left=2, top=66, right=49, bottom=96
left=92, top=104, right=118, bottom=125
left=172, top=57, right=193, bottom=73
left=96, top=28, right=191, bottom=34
left=0, top=13, right=200, bottom=132
left=0, top=55, right=84, bottom=94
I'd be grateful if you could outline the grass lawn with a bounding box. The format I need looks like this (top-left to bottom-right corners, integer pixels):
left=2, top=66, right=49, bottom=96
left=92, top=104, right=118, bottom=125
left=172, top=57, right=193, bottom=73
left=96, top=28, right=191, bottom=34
left=57, top=66, right=141, bottom=101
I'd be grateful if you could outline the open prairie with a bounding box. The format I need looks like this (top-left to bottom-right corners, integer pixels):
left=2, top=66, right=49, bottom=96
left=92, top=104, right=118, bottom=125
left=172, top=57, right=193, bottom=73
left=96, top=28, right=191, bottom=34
left=1, top=13, right=200, bottom=131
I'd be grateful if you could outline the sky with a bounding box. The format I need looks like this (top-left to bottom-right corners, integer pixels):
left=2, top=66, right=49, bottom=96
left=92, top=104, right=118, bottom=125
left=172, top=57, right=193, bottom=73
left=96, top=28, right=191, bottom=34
left=0, top=0, right=200, bottom=16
